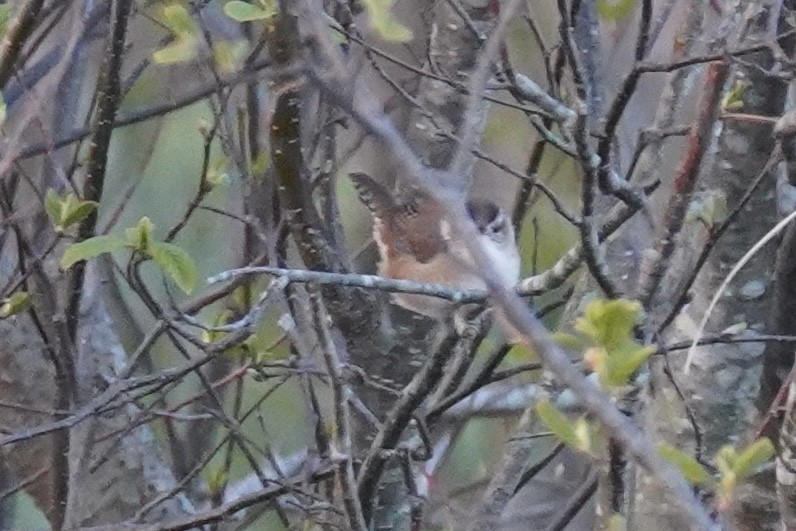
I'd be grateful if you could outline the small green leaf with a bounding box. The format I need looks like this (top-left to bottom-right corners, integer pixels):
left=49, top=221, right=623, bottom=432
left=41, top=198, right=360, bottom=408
left=207, top=156, right=231, bottom=187
left=160, top=4, right=196, bottom=36
left=223, top=0, right=276, bottom=22
left=658, top=443, right=715, bottom=488
left=553, top=331, right=588, bottom=351
left=0, top=292, right=32, bottom=318
left=536, top=399, right=579, bottom=449
left=722, top=79, right=749, bottom=112
left=201, top=309, right=233, bottom=344
left=231, top=284, right=252, bottom=313
left=715, top=445, right=736, bottom=476
left=362, top=0, right=413, bottom=42
left=721, top=322, right=748, bottom=335
left=205, top=466, right=228, bottom=497
left=125, top=217, right=155, bottom=251
left=570, top=299, right=653, bottom=389
left=596, top=0, right=636, bottom=21
left=687, top=191, right=728, bottom=228
left=213, top=39, right=249, bottom=74
left=45, top=189, right=62, bottom=225
left=572, top=418, right=593, bottom=454
left=716, top=445, right=739, bottom=509
left=149, top=241, right=198, bottom=293
left=576, top=299, right=642, bottom=352
left=603, top=344, right=655, bottom=387
left=61, top=235, right=125, bottom=269
left=153, top=4, right=198, bottom=64
left=153, top=38, right=197, bottom=64
left=732, top=438, right=775, bottom=480
left=45, top=190, right=98, bottom=232
left=61, top=199, right=98, bottom=229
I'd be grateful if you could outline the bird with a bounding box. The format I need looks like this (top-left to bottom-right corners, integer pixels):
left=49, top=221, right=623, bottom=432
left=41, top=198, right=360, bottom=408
left=349, top=172, right=521, bottom=320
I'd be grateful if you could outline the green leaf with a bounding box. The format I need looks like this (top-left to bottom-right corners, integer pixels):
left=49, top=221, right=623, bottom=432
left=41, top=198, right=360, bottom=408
left=714, top=440, right=772, bottom=507
left=61, top=235, right=125, bottom=269
left=153, top=38, right=197, bottom=64
left=205, top=466, right=228, bottom=497
left=213, top=39, right=249, bottom=74
left=153, top=4, right=198, bottom=64
left=536, top=399, right=579, bottom=449
left=362, top=0, right=413, bottom=42
left=45, top=189, right=62, bottom=225
left=553, top=331, right=588, bottom=351
left=657, top=443, right=715, bottom=488
left=61, top=199, right=98, bottom=229
left=201, top=309, right=233, bottom=344
left=223, top=0, right=276, bottom=22
left=732, top=438, right=775, bottom=479
left=716, top=445, right=739, bottom=508
left=207, top=156, right=231, bottom=187
left=715, top=445, right=736, bottom=476
left=160, top=4, right=196, bottom=36
left=596, top=0, right=636, bottom=21
left=0, top=292, right=32, bottom=318
left=125, top=216, right=155, bottom=251
left=572, top=418, right=593, bottom=454
left=571, top=299, right=653, bottom=389
left=603, top=344, right=655, bottom=387
left=149, top=242, right=198, bottom=293
left=722, top=79, right=749, bottom=112
left=45, top=191, right=99, bottom=231
left=576, top=299, right=642, bottom=352
left=687, top=191, right=728, bottom=229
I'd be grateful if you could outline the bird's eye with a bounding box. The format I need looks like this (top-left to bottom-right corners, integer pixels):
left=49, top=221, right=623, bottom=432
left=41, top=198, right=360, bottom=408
left=486, top=221, right=504, bottom=238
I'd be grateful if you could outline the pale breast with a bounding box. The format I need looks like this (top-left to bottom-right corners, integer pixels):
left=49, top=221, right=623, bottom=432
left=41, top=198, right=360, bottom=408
left=379, top=252, right=485, bottom=318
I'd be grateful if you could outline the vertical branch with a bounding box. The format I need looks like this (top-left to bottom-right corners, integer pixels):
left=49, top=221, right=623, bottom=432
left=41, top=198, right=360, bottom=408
left=570, top=0, right=604, bottom=122
left=403, top=0, right=500, bottom=192
left=636, top=61, right=729, bottom=307
left=269, top=5, right=329, bottom=269
left=635, top=0, right=653, bottom=61
left=66, top=0, right=133, bottom=342
left=269, top=3, right=380, bottom=337
left=558, top=1, right=622, bottom=298
left=309, top=290, right=367, bottom=531
left=630, top=3, right=704, bottom=186
left=56, top=2, right=131, bottom=527
left=447, top=0, right=521, bottom=182
left=355, top=329, right=462, bottom=524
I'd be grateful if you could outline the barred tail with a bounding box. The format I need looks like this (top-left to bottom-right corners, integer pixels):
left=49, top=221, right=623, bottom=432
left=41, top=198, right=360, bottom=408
left=349, top=172, right=394, bottom=221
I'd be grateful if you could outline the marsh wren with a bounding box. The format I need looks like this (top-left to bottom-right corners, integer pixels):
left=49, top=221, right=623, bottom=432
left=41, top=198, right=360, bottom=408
left=350, top=172, right=521, bottom=319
